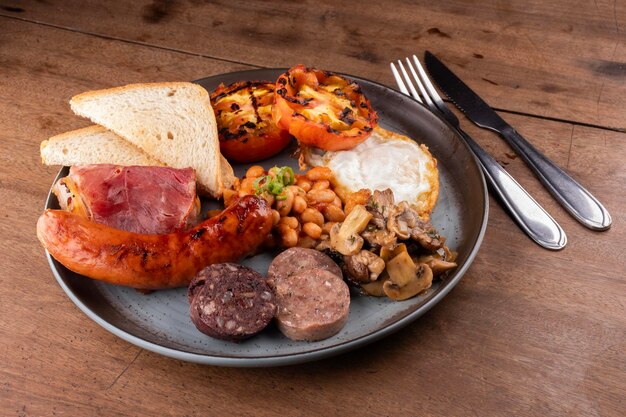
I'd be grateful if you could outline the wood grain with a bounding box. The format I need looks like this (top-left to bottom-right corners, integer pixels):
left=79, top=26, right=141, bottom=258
left=0, top=0, right=624, bottom=130
left=0, top=9, right=625, bottom=417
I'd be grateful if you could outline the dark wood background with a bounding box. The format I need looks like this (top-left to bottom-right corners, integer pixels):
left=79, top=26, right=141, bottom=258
left=1, top=1, right=624, bottom=416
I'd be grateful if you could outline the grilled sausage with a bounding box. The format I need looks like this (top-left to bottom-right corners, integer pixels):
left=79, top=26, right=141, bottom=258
left=274, top=268, right=350, bottom=341
left=188, top=263, right=275, bottom=341
left=37, top=195, right=273, bottom=289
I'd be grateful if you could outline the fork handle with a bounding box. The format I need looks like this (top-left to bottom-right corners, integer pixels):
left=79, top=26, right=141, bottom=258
left=459, top=130, right=567, bottom=250
left=500, top=126, right=611, bottom=231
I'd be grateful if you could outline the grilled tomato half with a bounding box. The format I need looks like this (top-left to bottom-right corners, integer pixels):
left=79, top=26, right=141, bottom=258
left=272, top=65, right=378, bottom=151
left=211, top=81, right=292, bottom=163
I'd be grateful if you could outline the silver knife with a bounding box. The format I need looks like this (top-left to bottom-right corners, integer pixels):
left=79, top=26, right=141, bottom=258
left=424, top=51, right=612, bottom=231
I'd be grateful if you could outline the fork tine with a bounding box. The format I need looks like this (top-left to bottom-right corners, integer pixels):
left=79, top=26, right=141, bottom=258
left=412, top=55, right=445, bottom=110
left=396, top=60, right=422, bottom=103
left=390, top=63, right=409, bottom=96
left=405, top=57, right=434, bottom=109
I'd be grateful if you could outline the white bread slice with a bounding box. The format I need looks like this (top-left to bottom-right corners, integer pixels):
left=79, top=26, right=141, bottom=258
left=70, top=82, right=223, bottom=197
left=41, top=125, right=237, bottom=191
left=41, top=125, right=162, bottom=166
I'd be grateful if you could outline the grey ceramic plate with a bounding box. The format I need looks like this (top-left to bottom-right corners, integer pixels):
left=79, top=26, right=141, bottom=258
left=44, top=69, right=488, bottom=367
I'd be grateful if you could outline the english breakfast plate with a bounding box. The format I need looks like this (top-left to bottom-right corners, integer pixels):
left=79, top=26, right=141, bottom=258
left=44, top=69, right=488, bottom=367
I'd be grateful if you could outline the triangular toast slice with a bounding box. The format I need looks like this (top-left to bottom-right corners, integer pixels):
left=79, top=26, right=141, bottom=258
left=70, top=82, right=223, bottom=197
left=41, top=124, right=236, bottom=191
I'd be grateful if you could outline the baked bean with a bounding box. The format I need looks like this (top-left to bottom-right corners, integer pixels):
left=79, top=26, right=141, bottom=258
left=240, top=177, right=256, bottom=195
left=262, top=192, right=275, bottom=207
left=297, top=236, right=318, bottom=249
left=312, top=180, right=330, bottom=190
left=278, top=225, right=298, bottom=248
left=322, top=222, right=338, bottom=234
left=271, top=209, right=281, bottom=226
left=323, top=205, right=346, bottom=222
left=301, top=208, right=324, bottom=226
left=245, top=165, right=265, bottom=179
left=278, top=216, right=299, bottom=229
left=287, top=185, right=306, bottom=197
left=307, top=189, right=336, bottom=204
left=302, top=222, right=322, bottom=239
left=295, top=178, right=312, bottom=192
left=332, top=195, right=342, bottom=208
left=276, top=189, right=294, bottom=216
left=306, top=166, right=332, bottom=181
left=292, top=196, right=307, bottom=214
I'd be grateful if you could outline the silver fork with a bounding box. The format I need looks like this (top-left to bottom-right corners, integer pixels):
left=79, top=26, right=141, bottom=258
left=391, top=55, right=567, bottom=250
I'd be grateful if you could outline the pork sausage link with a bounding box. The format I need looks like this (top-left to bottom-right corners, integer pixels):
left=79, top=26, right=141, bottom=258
left=37, top=196, right=273, bottom=289
left=274, top=268, right=350, bottom=341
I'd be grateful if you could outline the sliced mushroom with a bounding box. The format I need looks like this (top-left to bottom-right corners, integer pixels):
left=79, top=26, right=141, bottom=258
left=362, top=228, right=397, bottom=250
left=428, top=258, right=457, bottom=275
left=387, top=201, right=418, bottom=240
left=366, top=189, right=395, bottom=228
left=414, top=252, right=457, bottom=276
left=383, top=251, right=433, bottom=301
left=361, top=272, right=389, bottom=296
left=410, top=220, right=444, bottom=250
left=380, top=243, right=407, bottom=262
left=329, top=204, right=372, bottom=256
left=344, top=250, right=385, bottom=283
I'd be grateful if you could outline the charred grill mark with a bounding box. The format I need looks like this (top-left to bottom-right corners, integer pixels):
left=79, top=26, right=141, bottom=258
left=339, top=107, right=355, bottom=124
left=109, top=244, right=124, bottom=256
left=250, top=94, right=262, bottom=123
left=220, top=129, right=244, bottom=141
left=140, top=251, right=149, bottom=268
left=191, top=228, right=206, bottom=240
left=211, top=81, right=272, bottom=102
left=284, top=95, right=311, bottom=105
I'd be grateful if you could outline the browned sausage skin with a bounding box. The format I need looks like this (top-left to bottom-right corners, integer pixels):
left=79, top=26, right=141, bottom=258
left=37, top=195, right=273, bottom=289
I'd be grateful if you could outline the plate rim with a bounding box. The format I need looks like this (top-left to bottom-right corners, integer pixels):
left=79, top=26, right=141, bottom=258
left=43, top=68, right=489, bottom=367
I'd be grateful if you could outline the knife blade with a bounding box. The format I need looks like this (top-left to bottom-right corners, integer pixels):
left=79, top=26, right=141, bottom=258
left=424, top=51, right=612, bottom=231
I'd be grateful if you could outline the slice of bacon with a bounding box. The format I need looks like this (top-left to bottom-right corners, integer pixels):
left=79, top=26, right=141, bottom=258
left=52, top=164, right=201, bottom=234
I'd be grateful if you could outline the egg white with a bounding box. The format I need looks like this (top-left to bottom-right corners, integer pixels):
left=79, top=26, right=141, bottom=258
left=303, top=127, right=439, bottom=218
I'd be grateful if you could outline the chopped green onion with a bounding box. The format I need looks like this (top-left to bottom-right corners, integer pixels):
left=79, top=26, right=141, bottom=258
left=253, top=166, right=296, bottom=198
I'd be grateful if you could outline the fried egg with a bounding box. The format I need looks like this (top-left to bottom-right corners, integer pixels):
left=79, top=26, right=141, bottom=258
left=303, top=127, right=439, bottom=218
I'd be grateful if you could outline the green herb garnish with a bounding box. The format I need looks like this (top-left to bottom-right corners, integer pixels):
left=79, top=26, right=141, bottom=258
left=253, top=166, right=295, bottom=198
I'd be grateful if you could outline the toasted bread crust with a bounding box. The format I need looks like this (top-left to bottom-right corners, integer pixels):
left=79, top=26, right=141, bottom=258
left=70, top=82, right=224, bottom=198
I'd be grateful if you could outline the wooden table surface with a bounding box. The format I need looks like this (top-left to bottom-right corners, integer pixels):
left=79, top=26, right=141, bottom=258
left=1, top=1, right=624, bottom=415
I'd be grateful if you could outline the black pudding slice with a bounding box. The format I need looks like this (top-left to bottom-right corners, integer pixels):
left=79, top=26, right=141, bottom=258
left=188, top=263, right=275, bottom=342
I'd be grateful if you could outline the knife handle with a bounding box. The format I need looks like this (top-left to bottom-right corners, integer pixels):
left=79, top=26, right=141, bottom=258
left=499, top=126, right=612, bottom=231
left=459, top=130, right=567, bottom=250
